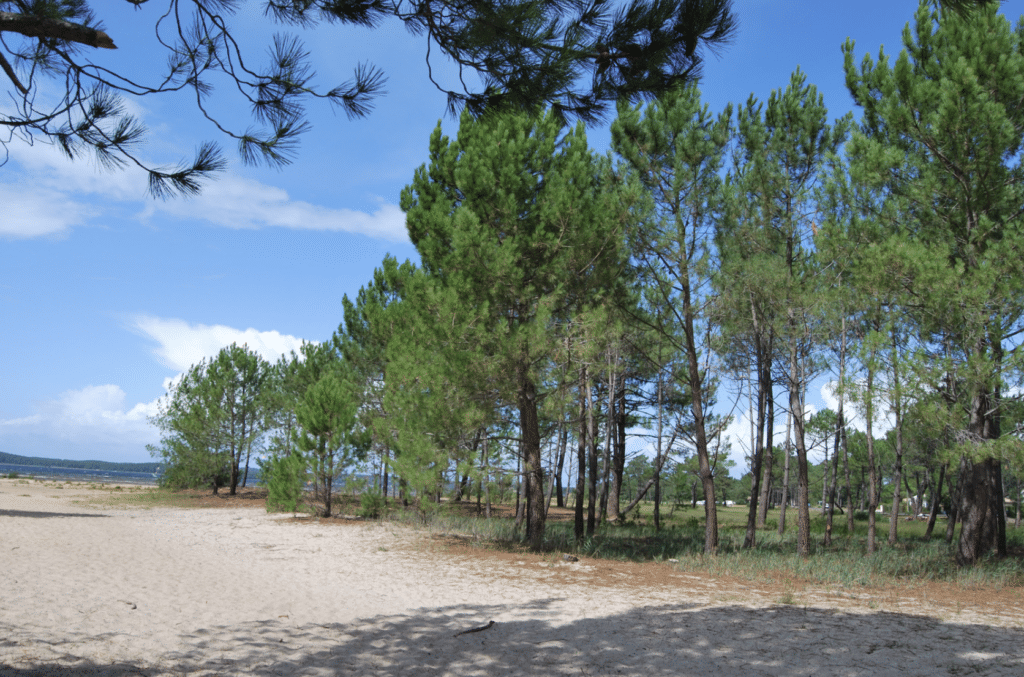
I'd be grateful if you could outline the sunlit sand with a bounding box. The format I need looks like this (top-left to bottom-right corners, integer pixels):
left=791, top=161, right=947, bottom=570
left=2, top=479, right=1022, bottom=676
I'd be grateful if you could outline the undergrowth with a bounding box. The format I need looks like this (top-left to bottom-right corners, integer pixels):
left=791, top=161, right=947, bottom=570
left=396, top=504, right=1024, bottom=589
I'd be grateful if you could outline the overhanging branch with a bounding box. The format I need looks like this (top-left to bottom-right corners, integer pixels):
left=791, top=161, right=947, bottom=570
left=0, top=11, right=117, bottom=50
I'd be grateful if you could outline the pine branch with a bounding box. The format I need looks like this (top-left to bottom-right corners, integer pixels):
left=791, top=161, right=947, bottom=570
left=0, top=11, right=116, bottom=50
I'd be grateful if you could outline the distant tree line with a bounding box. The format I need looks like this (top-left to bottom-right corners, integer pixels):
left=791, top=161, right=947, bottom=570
left=0, top=451, right=161, bottom=474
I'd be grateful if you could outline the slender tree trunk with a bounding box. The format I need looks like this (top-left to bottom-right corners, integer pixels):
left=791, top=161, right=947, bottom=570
left=586, top=371, right=598, bottom=537
left=947, top=459, right=964, bottom=544
left=242, top=435, right=252, bottom=488
left=888, top=328, right=905, bottom=546
left=1016, top=470, right=1021, bottom=529
left=608, top=384, right=627, bottom=522
left=746, top=324, right=770, bottom=545
left=925, top=463, right=946, bottom=539
left=514, top=450, right=524, bottom=528
left=778, top=407, right=792, bottom=536
left=574, top=366, right=587, bottom=544
left=600, top=354, right=616, bottom=522
left=744, top=368, right=762, bottom=547
left=551, top=425, right=568, bottom=509
left=557, top=334, right=570, bottom=509
left=483, top=436, right=492, bottom=519
left=824, top=406, right=843, bottom=546
left=865, top=366, right=878, bottom=555
left=756, top=348, right=774, bottom=528
left=789, top=338, right=811, bottom=557
left=654, top=370, right=664, bottom=532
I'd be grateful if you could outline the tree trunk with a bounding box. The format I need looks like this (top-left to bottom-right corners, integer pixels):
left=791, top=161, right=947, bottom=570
left=586, top=371, right=598, bottom=537
left=654, top=370, right=664, bottom=532
left=957, top=457, right=1002, bottom=565
left=574, top=366, right=587, bottom=544
left=1016, top=469, right=1021, bottom=530
left=745, top=333, right=769, bottom=546
left=888, top=328, right=905, bottom=546
left=778, top=407, right=792, bottom=536
left=607, top=384, right=627, bottom=522
left=865, top=366, right=878, bottom=555
left=956, top=333, right=1007, bottom=565
left=514, top=450, right=524, bottom=528
left=925, top=463, right=946, bottom=539
left=789, top=339, right=811, bottom=557
left=600, top=358, right=616, bottom=522
left=753, top=297, right=774, bottom=534
left=483, top=436, right=492, bottom=519
left=947, top=458, right=964, bottom=544
left=555, top=426, right=567, bottom=507
left=824, top=405, right=843, bottom=547
left=242, top=438, right=252, bottom=488
left=519, top=364, right=546, bottom=550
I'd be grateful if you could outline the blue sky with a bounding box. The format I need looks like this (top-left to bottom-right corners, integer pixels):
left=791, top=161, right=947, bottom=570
left=3, top=0, right=1022, bottom=468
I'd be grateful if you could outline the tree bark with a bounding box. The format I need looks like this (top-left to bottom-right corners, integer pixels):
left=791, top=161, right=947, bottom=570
left=925, top=463, right=945, bottom=539
left=865, top=366, right=878, bottom=555
left=0, top=11, right=116, bottom=49
left=518, top=364, right=546, bottom=550
left=755, top=337, right=775, bottom=529
left=778, top=407, right=792, bottom=536
left=586, top=371, right=598, bottom=537
left=553, top=426, right=568, bottom=508
left=746, top=310, right=772, bottom=545
left=789, top=339, right=811, bottom=557
left=956, top=339, right=1007, bottom=565
left=824, top=406, right=843, bottom=547
left=607, top=383, right=627, bottom=522
left=574, top=365, right=587, bottom=544
left=888, top=326, right=905, bottom=546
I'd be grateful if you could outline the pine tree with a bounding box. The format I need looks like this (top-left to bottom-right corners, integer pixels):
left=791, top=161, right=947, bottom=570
left=843, top=0, right=1024, bottom=565
left=722, top=70, right=850, bottom=556
left=293, top=368, right=360, bottom=517
left=1, top=0, right=737, bottom=195
left=611, top=84, right=732, bottom=554
left=400, top=108, right=629, bottom=549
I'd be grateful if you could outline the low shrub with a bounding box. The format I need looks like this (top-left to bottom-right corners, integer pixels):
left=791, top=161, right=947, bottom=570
left=260, top=452, right=307, bottom=514
left=359, top=491, right=387, bottom=518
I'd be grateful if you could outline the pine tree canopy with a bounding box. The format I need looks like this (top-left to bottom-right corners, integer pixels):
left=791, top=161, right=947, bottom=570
left=0, top=0, right=737, bottom=197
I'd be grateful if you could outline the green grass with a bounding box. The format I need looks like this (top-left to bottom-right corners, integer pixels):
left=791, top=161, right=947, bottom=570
left=394, top=502, right=1024, bottom=589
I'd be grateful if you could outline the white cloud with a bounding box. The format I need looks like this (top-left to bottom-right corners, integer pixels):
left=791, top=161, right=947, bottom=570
left=140, top=176, right=409, bottom=242
left=0, top=183, right=97, bottom=238
left=0, top=384, right=160, bottom=446
left=131, top=315, right=312, bottom=371
left=6, top=133, right=147, bottom=200
left=1, top=317, right=314, bottom=459
left=4, top=122, right=408, bottom=242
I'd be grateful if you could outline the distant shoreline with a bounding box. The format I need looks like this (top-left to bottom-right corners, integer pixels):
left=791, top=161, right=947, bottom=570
left=0, top=462, right=160, bottom=486
left=0, top=451, right=160, bottom=474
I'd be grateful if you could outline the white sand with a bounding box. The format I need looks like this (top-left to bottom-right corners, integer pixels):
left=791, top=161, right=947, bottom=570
left=2, top=479, right=1023, bottom=676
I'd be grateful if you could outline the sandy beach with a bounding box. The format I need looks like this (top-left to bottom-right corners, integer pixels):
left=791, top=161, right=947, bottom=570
left=2, top=479, right=1023, bottom=676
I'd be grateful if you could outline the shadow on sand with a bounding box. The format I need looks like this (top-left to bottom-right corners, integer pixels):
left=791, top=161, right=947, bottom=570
left=2, top=597, right=1022, bottom=676
left=0, top=509, right=110, bottom=519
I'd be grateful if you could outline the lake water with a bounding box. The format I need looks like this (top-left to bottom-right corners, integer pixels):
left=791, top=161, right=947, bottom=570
left=0, top=463, right=160, bottom=485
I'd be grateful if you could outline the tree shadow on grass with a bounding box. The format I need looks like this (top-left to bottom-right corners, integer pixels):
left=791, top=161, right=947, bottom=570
left=2, top=598, right=1023, bottom=676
